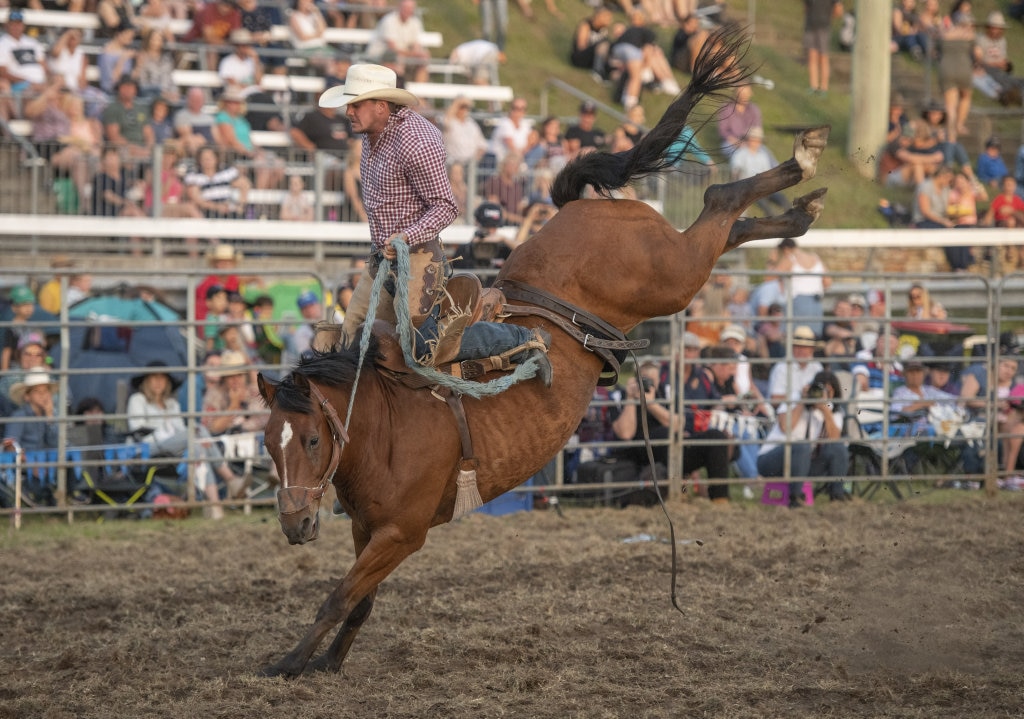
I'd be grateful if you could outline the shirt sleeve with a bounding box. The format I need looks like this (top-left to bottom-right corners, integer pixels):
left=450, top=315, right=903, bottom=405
left=401, top=120, right=458, bottom=246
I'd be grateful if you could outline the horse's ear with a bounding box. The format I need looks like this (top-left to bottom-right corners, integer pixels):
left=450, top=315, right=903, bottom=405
left=291, top=372, right=312, bottom=397
left=257, top=372, right=276, bottom=405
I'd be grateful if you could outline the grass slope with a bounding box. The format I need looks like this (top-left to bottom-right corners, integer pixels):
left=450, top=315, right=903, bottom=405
left=422, top=0, right=1023, bottom=232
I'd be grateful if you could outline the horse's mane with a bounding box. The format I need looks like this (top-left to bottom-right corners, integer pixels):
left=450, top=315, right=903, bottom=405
left=269, top=332, right=381, bottom=413
left=550, top=25, right=752, bottom=207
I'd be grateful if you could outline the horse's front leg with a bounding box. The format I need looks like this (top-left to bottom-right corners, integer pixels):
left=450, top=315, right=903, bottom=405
left=697, top=125, right=830, bottom=218
left=725, top=188, right=828, bottom=252
left=305, top=589, right=377, bottom=674
left=261, top=524, right=426, bottom=678
left=305, top=523, right=377, bottom=674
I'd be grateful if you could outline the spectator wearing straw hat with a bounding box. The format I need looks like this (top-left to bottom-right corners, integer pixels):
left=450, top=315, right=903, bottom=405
left=219, top=29, right=264, bottom=91
left=972, top=11, right=1023, bottom=105
left=214, top=86, right=284, bottom=191
left=3, top=369, right=59, bottom=454
left=196, top=243, right=244, bottom=321
left=767, top=325, right=824, bottom=406
left=201, top=349, right=266, bottom=436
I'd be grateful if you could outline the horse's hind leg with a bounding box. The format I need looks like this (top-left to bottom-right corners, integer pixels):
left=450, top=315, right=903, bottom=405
left=306, top=590, right=377, bottom=674
left=725, top=188, right=828, bottom=252
left=697, top=126, right=830, bottom=218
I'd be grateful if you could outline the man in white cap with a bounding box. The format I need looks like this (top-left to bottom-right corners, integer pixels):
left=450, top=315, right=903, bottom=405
left=319, top=64, right=550, bottom=383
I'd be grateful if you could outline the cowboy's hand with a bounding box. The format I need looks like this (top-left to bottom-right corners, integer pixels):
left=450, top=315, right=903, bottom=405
left=383, top=232, right=408, bottom=261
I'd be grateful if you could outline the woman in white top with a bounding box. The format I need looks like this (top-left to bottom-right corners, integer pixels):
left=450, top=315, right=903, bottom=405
left=442, top=97, right=488, bottom=168
left=289, top=0, right=328, bottom=54
left=126, top=361, right=248, bottom=519
left=775, top=237, right=830, bottom=336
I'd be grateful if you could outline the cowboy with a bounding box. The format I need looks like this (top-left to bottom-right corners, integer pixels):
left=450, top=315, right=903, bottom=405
left=4, top=368, right=59, bottom=454
left=318, top=64, right=551, bottom=384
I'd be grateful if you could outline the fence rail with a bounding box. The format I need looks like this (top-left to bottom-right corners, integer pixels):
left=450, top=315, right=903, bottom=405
left=3, top=263, right=1024, bottom=522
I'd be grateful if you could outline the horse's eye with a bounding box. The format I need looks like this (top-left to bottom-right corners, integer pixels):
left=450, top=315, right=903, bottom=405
left=309, top=436, right=319, bottom=449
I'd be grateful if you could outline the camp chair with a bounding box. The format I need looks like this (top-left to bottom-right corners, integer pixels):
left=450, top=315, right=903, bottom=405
left=217, top=431, right=273, bottom=513
left=75, top=443, right=158, bottom=508
left=846, top=387, right=917, bottom=499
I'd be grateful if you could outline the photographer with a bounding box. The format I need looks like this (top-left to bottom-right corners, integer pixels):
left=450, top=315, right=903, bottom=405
left=757, top=370, right=849, bottom=506
left=610, top=336, right=732, bottom=504
left=451, top=202, right=519, bottom=283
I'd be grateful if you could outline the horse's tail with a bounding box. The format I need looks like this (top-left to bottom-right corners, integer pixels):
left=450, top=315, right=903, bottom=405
left=550, top=25, right=752, bottom=208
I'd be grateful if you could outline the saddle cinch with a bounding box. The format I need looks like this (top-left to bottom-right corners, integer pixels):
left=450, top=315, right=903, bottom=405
left=312, top=273, right=523, bottom=385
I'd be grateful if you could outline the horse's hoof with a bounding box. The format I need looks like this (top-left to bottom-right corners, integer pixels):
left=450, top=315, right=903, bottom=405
left=793, top=126, right=830, bottom=181
left=306, top=653, right=342, bottom=674
left=260, top=661, right=302, bottom=679
left=792, top=187, right=828, bottom=221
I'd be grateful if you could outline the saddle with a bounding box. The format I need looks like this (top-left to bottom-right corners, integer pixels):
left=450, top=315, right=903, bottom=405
left=314, top=272, right=520, bottom=384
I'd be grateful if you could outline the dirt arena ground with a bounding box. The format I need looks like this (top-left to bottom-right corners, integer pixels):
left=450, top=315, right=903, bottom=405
left=2, top=493, right=1023, bottom=719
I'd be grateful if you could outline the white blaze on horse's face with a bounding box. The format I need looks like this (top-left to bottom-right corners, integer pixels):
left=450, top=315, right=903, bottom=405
left=279, top=420, right=293, bottom=488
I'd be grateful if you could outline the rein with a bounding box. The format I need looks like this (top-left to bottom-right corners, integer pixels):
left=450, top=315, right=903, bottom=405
left=631, top=350, right=686, bottom=617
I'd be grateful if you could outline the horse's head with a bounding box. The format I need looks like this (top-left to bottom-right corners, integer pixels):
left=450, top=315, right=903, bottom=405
left=258, top=371, right=349, bottom=545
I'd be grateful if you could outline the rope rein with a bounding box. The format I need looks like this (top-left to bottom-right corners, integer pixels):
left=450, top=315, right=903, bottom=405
left=630, top=349, right=686, bottom=617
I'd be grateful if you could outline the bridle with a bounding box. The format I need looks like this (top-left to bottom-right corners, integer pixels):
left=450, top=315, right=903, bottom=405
left=276, top=380, right=350, bottom=518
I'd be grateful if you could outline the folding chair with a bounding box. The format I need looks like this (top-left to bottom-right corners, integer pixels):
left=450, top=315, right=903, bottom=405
left=76, top=443, right=158, bottom=509
left=217, top=431, right=274, bottom=513
left=846, top=388, right=917, bottom=500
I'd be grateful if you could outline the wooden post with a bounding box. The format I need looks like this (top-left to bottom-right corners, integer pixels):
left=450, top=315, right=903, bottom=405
left=847, top=0, right=892, bottom=180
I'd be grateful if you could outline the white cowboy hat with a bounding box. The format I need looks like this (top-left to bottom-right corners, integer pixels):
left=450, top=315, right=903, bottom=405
left=9, top=368, right=58, bottom=405
left=319, top=64, right=419, bottom=109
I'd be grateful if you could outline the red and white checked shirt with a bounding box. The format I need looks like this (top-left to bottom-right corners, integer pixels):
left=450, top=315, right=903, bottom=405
left=360, top=107, right=458, bottom=249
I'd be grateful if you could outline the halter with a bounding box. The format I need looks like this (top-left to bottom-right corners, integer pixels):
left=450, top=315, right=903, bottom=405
left=276, top=381, right=350, bottom=517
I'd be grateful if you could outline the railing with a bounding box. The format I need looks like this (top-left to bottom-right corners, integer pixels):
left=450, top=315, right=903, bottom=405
left=3, top=263, right=1024, bottom=522
left=0, top=137, right=712, bottom=259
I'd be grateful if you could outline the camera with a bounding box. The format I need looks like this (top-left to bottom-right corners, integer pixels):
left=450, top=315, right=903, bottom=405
left=641, top=377, right=655, bottom=392
left=806, top=382, right=827, bottom=400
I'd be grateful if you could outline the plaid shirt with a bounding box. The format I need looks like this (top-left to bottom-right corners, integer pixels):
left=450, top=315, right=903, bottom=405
left=360, top=107, right=457, bottom=249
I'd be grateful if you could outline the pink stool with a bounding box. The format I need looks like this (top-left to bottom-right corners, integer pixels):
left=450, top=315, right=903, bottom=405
left=761, top=481, right=814, bottom=507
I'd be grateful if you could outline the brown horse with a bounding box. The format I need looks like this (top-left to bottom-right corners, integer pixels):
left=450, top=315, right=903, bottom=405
left=256, top=30, right=829, bottom=678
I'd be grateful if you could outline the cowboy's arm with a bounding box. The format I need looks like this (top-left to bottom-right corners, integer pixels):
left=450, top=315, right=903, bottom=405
left=400, top=136, right=458, bottom=246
